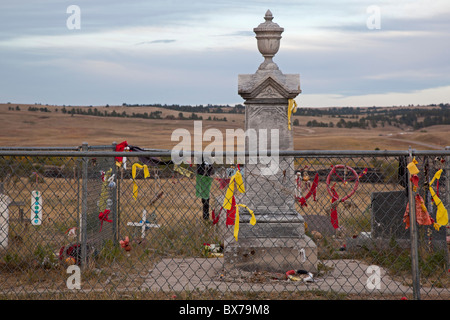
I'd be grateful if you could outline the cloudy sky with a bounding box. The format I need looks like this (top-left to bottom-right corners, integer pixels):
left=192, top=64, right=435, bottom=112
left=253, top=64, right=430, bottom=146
left=1, top=0, right=449, bottom=107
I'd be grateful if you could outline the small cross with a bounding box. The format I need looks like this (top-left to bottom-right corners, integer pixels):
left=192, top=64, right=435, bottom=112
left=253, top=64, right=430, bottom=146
left=127, top=210, right=160, bottom=239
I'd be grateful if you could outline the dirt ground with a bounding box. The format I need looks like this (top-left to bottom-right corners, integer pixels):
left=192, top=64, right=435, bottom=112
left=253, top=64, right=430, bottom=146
left=142, top=257, right=449, bottom=299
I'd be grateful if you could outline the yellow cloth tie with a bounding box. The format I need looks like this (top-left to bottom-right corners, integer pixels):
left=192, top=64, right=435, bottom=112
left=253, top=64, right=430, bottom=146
left=288, top=99, right=298, bottom=131
left=223, top=170, right=245, bottom=210
left=234, top=204, right=256, bottom=241
left=429, top=169, right=448, bottom=229
left=430, top=169, right=443, bottom=185
left=173, top=165, right=194, bottom=178
left=407, top=157, right=419, bottom=175
left=132, top=163, right=150, bottom=200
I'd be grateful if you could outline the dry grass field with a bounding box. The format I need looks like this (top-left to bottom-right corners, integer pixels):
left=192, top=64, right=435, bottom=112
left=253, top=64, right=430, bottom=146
left=1, top=103, right=449, bottom=150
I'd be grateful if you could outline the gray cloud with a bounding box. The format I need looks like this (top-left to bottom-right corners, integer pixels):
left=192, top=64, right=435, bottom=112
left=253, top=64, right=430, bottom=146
left=0, top=0, right=216, bottom=41
left=135, top=39, right=176, bottom=45
left=217, top=31, right=255, bottom=37
left=317, top=12, right=450, bottom=33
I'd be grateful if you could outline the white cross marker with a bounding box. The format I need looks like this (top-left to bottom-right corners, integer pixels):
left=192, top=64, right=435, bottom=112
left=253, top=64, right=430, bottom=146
left=127, top=210, right=160, bottom=239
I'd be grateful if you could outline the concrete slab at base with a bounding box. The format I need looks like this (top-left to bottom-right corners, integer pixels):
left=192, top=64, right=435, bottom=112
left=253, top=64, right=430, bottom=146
left=224, top=236, right=318, bottom=273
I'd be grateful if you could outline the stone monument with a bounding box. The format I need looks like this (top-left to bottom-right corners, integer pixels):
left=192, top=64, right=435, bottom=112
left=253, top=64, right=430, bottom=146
left=224, top=10, right=318, bottom=273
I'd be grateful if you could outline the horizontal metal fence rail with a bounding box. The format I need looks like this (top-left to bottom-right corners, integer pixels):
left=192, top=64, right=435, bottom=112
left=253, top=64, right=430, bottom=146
left=0, top=146, right=448, bottom=300
left=1, top=149, right=450, bottom=157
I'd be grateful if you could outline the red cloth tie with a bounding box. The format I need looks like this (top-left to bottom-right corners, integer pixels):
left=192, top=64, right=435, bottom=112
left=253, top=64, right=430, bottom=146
left=99, top=209, right=112, bottom=232
left=226, top=196, right=237, bottom=227
left=212, top=208, right=221, bottom=225
left=330, top=185, right=340, bottom=229
left=115, top=141, right=128, bottom=164
left=296, top=173, right=319, bottom=207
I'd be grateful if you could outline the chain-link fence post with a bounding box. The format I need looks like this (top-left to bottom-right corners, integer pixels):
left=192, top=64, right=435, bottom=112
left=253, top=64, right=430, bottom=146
left=80, top=142, right=89, bottom=269
left=408, top=147, right=421, bottom=300
left=111, top=142, right=118, bottom=246
left=446, top=146, right=450, bottom=271
left=446, top=146, right=450, bottom=210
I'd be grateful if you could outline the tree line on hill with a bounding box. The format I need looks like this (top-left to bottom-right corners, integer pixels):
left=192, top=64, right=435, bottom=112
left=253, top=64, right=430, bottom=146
left=121, top=103, right=245, bottom=114
left=296, top=104, right=450, bottom=129
left=23, top=105, right=228, bottom=122
left=9, top=102, right=450, bottom=129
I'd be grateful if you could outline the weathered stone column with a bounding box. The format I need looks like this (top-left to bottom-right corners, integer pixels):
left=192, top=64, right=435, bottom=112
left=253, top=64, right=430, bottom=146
left=224, top=10, right=317, bottom=273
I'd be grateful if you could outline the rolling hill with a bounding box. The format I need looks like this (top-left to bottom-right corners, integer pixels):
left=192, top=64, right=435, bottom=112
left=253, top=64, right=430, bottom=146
left=1, top=103, right=449, bottom=151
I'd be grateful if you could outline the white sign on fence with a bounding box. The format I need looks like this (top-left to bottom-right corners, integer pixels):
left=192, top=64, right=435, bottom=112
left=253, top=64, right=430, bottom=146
left=31, top=190, right=42, bottom=225
left=0, top=194, right=11, bottom=249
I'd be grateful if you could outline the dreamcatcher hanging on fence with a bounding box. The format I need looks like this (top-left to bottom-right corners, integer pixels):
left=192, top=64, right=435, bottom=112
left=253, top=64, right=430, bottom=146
left=325, top=165, right=367, bottom=230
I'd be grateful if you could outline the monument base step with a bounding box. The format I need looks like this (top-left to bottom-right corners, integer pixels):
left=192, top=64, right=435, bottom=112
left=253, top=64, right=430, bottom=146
left=224, top=236, right=318, bottom=273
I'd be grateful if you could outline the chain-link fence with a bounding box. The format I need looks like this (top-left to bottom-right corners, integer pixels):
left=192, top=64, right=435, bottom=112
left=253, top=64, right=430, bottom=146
left=0, top=144, right=448, bottom=300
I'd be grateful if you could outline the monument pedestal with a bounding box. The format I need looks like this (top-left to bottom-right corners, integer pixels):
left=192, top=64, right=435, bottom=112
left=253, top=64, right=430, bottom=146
left=223, top=10, right=318, bottom=274
left=224, top=236, right=317, bottom=273
left=224, top=196, right=317, bottom=273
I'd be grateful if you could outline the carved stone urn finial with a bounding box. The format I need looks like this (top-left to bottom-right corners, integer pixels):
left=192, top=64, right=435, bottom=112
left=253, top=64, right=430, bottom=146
left=253, top=10, right=284, bottom=70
